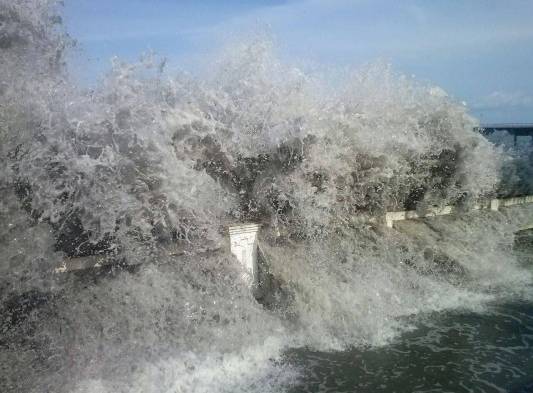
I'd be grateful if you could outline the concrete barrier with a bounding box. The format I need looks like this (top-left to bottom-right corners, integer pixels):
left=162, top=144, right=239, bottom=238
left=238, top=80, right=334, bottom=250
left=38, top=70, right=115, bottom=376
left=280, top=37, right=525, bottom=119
left=55, top=224, right=262, bottom=278
left=499, top=195, right=533, bottom=208
left=385, top=195, right=533, bottom=228
left=385, top=205, right=455, bottom=228
left=55, top=196, right=531, bottom=273
left=228, top=223, right=260, bottom=287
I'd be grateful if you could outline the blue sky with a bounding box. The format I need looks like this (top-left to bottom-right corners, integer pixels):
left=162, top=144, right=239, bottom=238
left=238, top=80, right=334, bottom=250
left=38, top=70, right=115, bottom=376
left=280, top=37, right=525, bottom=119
left=64, top=0, right=533, bottom=123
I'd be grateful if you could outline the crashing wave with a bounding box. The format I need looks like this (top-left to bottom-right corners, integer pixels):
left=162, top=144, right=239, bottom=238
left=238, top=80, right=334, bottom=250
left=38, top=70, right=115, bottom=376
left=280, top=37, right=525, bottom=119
left=1, top=1, right=532, bottom=393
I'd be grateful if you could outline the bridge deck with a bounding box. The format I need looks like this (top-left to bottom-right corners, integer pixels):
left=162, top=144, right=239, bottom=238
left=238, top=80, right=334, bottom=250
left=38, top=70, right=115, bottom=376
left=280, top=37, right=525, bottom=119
left=475, top=123, right=533, bottom=145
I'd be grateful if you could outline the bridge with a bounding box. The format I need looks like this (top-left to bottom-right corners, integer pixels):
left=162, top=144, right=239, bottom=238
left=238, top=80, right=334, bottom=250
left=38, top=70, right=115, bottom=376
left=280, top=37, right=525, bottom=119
left=476, top=123, right=533, bottom=146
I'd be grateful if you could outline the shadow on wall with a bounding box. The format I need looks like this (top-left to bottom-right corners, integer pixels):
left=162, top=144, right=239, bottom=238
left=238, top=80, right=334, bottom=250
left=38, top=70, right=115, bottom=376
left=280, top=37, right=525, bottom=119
left=253, top=247, right=293, bottom=312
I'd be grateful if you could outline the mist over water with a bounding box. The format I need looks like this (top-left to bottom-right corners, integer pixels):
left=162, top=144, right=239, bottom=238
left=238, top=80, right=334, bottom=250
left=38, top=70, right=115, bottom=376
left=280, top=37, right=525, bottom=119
left=1, top=2, right=532, bottom=392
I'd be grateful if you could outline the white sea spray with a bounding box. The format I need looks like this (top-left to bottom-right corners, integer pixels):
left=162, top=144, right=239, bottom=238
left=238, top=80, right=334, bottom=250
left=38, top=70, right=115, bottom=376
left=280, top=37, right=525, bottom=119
left=1, top=2, right=532, bottom=393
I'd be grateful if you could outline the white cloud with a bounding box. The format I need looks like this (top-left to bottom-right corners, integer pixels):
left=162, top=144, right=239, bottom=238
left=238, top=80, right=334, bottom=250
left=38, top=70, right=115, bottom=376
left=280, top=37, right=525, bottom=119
left=472, top=91, right=533, bottom=110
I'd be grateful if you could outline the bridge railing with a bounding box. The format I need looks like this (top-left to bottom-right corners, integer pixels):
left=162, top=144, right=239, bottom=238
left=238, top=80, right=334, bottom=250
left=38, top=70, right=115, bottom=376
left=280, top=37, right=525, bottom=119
left=54, top=195, right=533, bottom=274
left=385, top=195, right=533, bottom=228
left=479, top=123, right=533, bottom=129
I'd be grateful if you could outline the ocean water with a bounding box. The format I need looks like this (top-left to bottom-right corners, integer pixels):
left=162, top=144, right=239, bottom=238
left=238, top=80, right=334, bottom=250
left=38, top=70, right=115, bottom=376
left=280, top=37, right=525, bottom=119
left=287, top=300, right=533, bottom=393
left=286, top=230, right=533, bottom=393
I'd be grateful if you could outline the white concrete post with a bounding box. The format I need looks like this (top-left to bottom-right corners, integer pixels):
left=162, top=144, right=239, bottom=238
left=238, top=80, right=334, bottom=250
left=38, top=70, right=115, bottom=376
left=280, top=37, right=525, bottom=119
left=490, top=199, right=500, bottom=211
left=228, top=223, right=260, bottom=287
left=385, top=213, right=394, bottom=228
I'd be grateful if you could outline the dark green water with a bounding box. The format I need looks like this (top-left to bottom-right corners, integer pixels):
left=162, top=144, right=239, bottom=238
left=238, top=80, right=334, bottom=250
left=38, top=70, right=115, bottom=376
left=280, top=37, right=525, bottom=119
left=286, top=233, right=533, bottom=393
left=286, top=301, right=533, bottom=393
